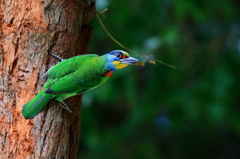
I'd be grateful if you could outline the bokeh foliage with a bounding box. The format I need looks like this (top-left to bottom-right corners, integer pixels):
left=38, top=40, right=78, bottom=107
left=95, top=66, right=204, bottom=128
left=77, top=0, right=240, bottom=158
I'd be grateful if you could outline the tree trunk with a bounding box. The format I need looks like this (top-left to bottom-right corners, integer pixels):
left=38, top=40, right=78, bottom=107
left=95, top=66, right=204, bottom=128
left=0, top=0, right=95, bottom=158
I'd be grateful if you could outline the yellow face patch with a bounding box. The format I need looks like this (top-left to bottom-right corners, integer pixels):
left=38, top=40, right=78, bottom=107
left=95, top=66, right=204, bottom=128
left=122, top=52, right=130, bottom=58
left=112, top=61, right=128, bottom=69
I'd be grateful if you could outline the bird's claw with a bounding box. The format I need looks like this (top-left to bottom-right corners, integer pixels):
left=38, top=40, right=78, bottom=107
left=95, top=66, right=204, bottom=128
left=58, top=101, right=73, bottom=113
left=50, top=53, right=65, bottom=62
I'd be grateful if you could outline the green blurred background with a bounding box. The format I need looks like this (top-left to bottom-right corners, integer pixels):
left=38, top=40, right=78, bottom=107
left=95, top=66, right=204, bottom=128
left=77, top=0, right=240, bottom=158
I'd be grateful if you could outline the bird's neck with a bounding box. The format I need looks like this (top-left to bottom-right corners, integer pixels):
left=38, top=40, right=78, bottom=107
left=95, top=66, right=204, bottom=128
left=96, top=56, right=116, bottom=77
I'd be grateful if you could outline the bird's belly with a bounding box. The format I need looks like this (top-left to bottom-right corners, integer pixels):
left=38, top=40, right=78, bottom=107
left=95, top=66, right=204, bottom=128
left=55, top=92, right=78, bottom=101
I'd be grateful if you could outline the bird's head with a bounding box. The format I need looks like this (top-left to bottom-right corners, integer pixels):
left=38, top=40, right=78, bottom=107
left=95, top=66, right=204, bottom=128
left=104, top=50, right=139, bottom=71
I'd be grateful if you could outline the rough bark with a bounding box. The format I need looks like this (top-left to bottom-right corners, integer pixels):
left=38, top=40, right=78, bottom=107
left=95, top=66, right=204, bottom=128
left=0, top=0, right=95, bottom=158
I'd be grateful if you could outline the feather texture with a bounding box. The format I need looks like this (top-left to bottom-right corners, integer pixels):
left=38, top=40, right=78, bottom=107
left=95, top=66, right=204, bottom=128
left=22, top=51, right=138, bottom=119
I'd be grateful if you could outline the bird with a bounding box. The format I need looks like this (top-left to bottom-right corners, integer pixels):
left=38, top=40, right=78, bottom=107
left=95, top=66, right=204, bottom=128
left=22, top=50, right=139, bottom=119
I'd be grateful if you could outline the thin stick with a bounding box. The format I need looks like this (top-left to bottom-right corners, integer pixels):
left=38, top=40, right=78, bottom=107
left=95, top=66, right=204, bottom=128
left=96, top=12, right=177, bottom=69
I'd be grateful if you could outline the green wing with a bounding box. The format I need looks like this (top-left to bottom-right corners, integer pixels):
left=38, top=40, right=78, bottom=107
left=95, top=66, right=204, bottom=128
left=47, top=71, right=105, bottom=94
left=42, top=54, right=99, bottom=79
left=42, top=54, right=107, bottom=94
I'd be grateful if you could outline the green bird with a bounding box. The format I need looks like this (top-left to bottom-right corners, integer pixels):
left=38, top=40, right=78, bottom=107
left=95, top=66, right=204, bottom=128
left=22, top=50, right=139, bottom=119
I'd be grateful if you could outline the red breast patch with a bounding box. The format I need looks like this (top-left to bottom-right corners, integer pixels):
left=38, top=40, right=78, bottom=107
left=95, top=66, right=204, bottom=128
left=105, top=71, right=114, bottom=77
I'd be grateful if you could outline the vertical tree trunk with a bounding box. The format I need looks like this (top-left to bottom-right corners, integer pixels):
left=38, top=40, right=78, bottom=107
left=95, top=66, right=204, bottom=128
left=0, top=0, right=95, bottom=158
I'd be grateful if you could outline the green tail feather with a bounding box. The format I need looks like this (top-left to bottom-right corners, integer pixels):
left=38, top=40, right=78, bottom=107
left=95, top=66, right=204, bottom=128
left=22, top=90, right=53, bottom=119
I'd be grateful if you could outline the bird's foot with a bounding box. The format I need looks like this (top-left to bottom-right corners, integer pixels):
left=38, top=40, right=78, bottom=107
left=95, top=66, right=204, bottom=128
left=58, top=101, right=73, bottom=113
left=50, top=53, right=65, bottom=62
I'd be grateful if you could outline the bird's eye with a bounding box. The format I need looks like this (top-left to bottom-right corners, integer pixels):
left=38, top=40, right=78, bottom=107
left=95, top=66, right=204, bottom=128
left=116, top=53, right=122, bottom=58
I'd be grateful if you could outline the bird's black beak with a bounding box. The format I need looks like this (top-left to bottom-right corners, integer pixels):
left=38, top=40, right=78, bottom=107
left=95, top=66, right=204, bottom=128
left=120, top=57, right=139, bottom=64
